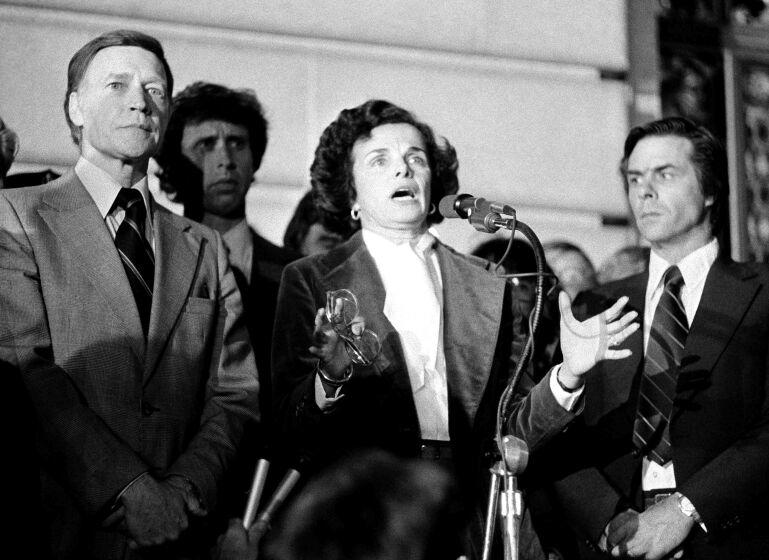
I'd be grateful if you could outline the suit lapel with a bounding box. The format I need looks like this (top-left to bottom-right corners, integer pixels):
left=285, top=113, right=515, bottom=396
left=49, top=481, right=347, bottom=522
left=602, top=274, right=646, bottom=405
left=677, top=258, right=760, bottom=396
left=437, top=244, right=507, bottom=428
left=144, top=207, right=201, bottom=379
left=322, top=234, right=404, bottom=379
left=37, top=172, right=145, bottom=360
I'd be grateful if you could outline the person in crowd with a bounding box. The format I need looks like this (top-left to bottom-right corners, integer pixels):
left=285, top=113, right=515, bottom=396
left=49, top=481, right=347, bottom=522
left=510, top=117, right=769, bottom=559
left=269, top=98, right=629, bottom=559
left=3, top=167, right=61, bottom=188
left=471, top=237, right=559, bottom=378
left=0, top=116, right=19, bottom=188
left=542, top=240, right=598, bottom=300
left=0, top=115, right=62, bottom=189
left=266, top=449, right=463, bottom=560
left=213, top=449, right=463, bottom=560
left=156, top=82, right=298, bottom=434
left=0, top=30, right=259, bottom=559
left=283, top=190, right=346, bottom=256
left=155, top=83, right=299, bottom=525
left=597, top=245, right=650, bottom=284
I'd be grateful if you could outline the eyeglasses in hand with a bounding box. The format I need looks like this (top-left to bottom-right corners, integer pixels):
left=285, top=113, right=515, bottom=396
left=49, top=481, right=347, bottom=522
left=325, top=288, right=381, bottom=366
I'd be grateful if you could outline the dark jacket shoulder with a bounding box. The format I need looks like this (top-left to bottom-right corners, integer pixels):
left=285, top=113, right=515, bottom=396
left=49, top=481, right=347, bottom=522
left=571, top=271, right=646, bottom=321
left=250, top=229, right=301, bottom=265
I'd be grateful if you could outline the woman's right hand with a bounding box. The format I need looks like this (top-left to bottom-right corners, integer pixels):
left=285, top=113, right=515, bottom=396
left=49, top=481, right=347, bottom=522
left=308, top=306, right=365, bottom=379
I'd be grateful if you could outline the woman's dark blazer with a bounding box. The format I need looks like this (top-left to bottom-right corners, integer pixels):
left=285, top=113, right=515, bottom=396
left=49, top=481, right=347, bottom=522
left=271, top=231, right=572, bottom=487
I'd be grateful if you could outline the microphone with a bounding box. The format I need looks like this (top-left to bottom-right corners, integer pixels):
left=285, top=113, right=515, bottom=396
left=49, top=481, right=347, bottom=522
left=254, top=468, right=302, bottom=527
left=439, top=194, right=516, bottom=234
left=438, top=194, right=515, bottom=220
left=500, top=435, right=529, bottom=475
left=242, top=458, right=271, bottom=529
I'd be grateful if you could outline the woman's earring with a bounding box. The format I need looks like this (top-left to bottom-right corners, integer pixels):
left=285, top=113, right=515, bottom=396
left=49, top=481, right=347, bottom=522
left=428, top=203, right=437, bottom=215
left=351, top=206, right=361, bottom=221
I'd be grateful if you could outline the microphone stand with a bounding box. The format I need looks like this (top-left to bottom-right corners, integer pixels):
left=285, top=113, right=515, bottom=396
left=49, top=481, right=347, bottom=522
left=463, top=205, right=546, bottom=560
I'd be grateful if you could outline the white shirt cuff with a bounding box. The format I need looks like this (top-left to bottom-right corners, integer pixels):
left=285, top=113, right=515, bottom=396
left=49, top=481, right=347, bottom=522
left=314, top=373, right=344, bottom=412
left=549, top=364, right=584, bottom=411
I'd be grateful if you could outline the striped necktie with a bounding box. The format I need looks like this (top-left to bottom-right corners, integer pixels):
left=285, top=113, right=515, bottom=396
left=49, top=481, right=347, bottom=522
left=114, top=188, right=154, bottom=335
left=632, top=265, right=688, bottom=465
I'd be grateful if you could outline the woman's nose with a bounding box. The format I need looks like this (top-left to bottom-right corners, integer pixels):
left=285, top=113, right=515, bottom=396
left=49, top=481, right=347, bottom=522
left=394, top=157, right=411, bottom=177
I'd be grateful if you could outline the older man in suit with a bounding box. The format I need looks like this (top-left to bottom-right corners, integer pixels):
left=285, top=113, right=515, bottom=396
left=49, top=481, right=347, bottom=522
left=512, top=117, right=769, bottom=559
left=0, top=30, right=259, bottom=559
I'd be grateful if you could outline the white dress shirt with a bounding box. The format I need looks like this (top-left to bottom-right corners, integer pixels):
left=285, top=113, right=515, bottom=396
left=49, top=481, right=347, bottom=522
left=75, top=157, right=155, bottom=251
left=641, top=237, right=719, bottom=491
left=363, top=228, right=450, bottom=441
left=221, top=218, right=254, bottom=283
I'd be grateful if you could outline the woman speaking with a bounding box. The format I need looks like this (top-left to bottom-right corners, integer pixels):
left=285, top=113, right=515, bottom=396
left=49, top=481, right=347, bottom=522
left=272, top=99, right=546, bottom=558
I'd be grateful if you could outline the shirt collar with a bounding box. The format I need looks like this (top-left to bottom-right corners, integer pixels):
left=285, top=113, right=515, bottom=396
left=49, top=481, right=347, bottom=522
left=647, top=237, right=719, bottom=293
left=221, top=218, right=252, bottom=249
left=362, top=228, right=437, bottom=260
left=75, top=157, right=152, bottom=219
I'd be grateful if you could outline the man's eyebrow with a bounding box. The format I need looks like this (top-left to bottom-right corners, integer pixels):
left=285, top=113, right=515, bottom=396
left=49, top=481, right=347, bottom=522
left=625, top=163, right=675, bottom=175
left=104, top=72, right=166, bottom=87
left=105, top=72, right=131, bottom=81
left=192, top=134, right=218, bottom=145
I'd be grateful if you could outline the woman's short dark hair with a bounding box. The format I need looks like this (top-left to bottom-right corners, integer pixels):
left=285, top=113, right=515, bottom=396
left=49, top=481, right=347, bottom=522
left=64, top=29, right=173, bottom=146
left=155, top=82, right=268, bottom=219
left=619, top=116, right=727, bottom=233
left=310, top=99, right=459, bottom=236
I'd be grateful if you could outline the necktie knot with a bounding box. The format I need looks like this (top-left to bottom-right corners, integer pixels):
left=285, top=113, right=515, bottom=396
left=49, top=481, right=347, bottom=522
left=663, top=265, right=684, bottom=293
left=115, top=188, right=146, bottom=223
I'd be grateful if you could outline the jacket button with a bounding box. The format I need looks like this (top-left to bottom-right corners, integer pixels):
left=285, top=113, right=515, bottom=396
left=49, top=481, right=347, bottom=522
left=141, top=401, right=156, bottom=417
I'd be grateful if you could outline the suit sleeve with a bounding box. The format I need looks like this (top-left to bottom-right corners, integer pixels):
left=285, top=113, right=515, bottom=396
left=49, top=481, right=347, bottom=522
left=165, top=232, right=259, bottom=508
left=678, top=338, right=769, bottom=534
left=271, top=262, right=329, bottom=465
left=0, top=194, right=149, bottom=516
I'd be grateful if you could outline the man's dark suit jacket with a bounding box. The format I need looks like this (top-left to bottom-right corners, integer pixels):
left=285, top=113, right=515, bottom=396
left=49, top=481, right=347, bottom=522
left=523, top=255, right=769, bottom=559
left=271, top=231, right=575, bottom=559
left=0, top=172, right=259, bottom=559
left=220, top=229, right=298, bottom=517
left=235, top=229, right=299, bottom=428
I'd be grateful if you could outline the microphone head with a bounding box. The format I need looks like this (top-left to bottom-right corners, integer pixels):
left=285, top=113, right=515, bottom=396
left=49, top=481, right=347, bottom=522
left=438, top=193, right=473, bottom=219
left=501, top=435, right=529, bottom=474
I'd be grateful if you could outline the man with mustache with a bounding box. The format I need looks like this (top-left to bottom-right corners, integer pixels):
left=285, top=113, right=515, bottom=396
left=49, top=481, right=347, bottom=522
left=0, top=30, right=259, bottom=559
left=155, top=83, right=299, bottom=519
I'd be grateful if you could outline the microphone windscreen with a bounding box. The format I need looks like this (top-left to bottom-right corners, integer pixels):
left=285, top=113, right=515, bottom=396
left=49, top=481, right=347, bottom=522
left=501, top=435, right=529, bottom=474
left=438, top=195, right=461, bottom=218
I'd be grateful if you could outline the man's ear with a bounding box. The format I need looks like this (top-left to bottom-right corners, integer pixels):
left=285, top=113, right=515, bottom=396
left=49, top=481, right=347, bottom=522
left=68, top=91, right=84, bottom=127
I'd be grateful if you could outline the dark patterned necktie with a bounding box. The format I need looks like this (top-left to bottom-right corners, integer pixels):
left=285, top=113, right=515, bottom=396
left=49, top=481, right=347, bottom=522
left=632, top=265, right=688, bottom=465
left=114, top=188, right=154, bottom=335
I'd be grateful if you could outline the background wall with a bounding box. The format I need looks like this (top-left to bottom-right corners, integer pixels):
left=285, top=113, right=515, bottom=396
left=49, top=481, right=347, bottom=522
left=0, top=1, right=639, bottom=269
